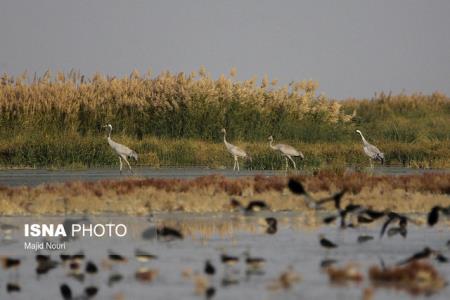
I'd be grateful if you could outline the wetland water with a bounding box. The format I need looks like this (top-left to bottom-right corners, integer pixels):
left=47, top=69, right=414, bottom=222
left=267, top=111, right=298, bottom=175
left=1, top=169, right=449, bottom=299
left=0, top=213, right=449, bottom=300
left=0, top=166, right=449, bottom=187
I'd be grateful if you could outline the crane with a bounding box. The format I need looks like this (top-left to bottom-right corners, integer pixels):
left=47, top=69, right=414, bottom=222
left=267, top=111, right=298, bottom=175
left=268, top=136, right=304, bottom=170
left=221, top=128, right=251, bottom=171
left=103, top=124, right=138, bottom=173
left=356, top=130, right=384, bottom=167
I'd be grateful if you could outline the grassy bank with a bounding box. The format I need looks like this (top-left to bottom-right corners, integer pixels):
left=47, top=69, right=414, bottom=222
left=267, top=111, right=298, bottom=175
left=1, top=134, right=450, bottom=169
left=0, top=69, right=449, bottom=168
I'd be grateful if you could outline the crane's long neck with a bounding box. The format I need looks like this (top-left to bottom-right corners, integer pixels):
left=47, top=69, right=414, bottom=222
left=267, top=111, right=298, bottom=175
left=108, top=127, right=112, bottom=139
left=223, top=131, right=228, bottom=145
left=269, top=139, right=276, bottom=150
left=358, top=132, right=368, bottom=145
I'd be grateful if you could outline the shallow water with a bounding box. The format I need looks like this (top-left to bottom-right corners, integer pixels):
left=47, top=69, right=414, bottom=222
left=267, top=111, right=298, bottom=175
left=0, top=166, right=449, bottom=187
left=0, top=213, right=449, bottom=300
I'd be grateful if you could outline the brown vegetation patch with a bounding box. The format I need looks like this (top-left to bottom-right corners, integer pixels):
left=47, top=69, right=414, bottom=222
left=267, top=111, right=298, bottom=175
left=0, top=173, right=449, bottom=215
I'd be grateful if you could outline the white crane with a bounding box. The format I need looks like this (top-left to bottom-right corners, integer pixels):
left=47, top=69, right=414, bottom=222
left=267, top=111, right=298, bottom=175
left=268, top=136, right=304, bottom=171
left=356, top=130, right=384, bottom=167
left=103, top=124, right=138, bottom=173
left=221, top=128, right=251, bottom=171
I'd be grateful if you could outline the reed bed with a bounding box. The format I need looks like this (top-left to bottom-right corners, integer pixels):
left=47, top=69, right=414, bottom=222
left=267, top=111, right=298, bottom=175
left=0, top=69, right=449, bottom=168
left=1, top=173, right=449, bottom=216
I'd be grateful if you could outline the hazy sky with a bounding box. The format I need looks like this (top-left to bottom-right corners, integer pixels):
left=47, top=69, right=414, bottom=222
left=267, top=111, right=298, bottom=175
left=1, top=0, right=449, bottom=98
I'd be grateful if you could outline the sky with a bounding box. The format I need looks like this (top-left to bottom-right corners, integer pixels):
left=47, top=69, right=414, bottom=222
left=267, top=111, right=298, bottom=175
left=1, top=0, right=449, bottom=99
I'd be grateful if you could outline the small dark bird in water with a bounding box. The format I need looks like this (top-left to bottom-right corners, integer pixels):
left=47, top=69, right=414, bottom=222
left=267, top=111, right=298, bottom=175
left=357, top=215, right=374, bottom=224
left=60, top=283, right=72, bottom=300
left=205, top=286, right=216, bottom=299
left=387, top=226, right=407, bottom=238
left=108, top=251, right=127, bottom=263
left=398, top=247, right=433, bottom=265
left=108, top=273, right=123, bottom=287
left=1, top=257, right=21, bottom=269
left=221, top=254, right=239, bottom=266
left=84, top=286, right=99, bottom=298
left=230, top=198, right=243, bottom=210
left=316, top=189, right=347, bottom=210
left=244, top=252, right=266, bottom=275
left=60, top=255, right=71, bottom=262
left=85, top=261, right=98, bottom=274
left=428, top=206, right=440, bottom=226
left=135, top=249, right=158, bottom=262
left=6, top=283, right=21, bottom=293
left=204, top=260, right=215, bottom=275
left=265, top=217, right=278, bottom=234
left=245, top=200, right=269, bottom=212
left=357, top=235, right=374, bottom=243
left=320, top=258, right=338, bottom=268
left=427, top=205, right=450, bottom=226
left=157, top=226, right=184, bottom=240
left=380, top=212, right=410, bottom=239
left=319, top=234, right=338, bottom=249
left=221, top=276, right=240, bottom=287
left=397, top=247, right=448, bottom=265
left=287, top=178, right=318, bottom=209
left=436, top=253, right=448, bottom=263
left=36, top=257, right=59, bottom=275
left=323, top=215, right=339, bottom=224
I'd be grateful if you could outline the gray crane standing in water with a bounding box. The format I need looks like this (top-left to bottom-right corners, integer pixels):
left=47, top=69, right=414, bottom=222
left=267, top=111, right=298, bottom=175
left=356, top=130, right=384, bottom=167
left=221, top=128, right=251, bottom=171
left=103, top=124, right=138, bottom=173
left=268, top=136, right=304, bottom=171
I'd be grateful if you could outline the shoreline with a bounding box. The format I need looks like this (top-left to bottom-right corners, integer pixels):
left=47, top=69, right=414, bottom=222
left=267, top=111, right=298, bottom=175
left=1, top=173, right=449, bottom=216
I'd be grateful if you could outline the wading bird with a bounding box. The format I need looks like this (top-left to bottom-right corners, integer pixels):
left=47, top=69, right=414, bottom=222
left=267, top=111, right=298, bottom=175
left=221, top=128, right=251, bottom=171
left=380, top=212, right=410, bottom=239
left=103, top=124, right=138, bottom=174
left=397, top=247, right=448, bottom=265
left=356, top=130, right=384, bottom=167
left=319, top=234, right=338, bottom=249
left=265, top=217, right=278, bottom=234
left=204, top=260, right=216, bottom=276
left=268, top=136, right=304, bottom=171
left=427, top=205, right=450, bottom=226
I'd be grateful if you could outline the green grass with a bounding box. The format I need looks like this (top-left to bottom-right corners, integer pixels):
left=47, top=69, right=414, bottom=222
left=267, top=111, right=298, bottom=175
left=0, top=71, right=449, bottom=169
left=1, top=133, right=449, bottom=169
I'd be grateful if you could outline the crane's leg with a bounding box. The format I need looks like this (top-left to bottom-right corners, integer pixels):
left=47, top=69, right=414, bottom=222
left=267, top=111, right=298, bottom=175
left=122, top=155, right=133, bottom=174
left=285, top=157, right=289, bottom=171
left=233, top=157, right=237, bottom=171
left=288, top=155, right=297, bottom=170
left=236, top=157, right=240, bottom=172
left=118, top=156, right=123, bottom=174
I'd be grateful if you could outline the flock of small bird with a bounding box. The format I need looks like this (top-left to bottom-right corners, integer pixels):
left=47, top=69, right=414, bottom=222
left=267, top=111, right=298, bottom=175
left=286, top=178, right=450, bottom=270
left=1, top=177, right=449, bottom=299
